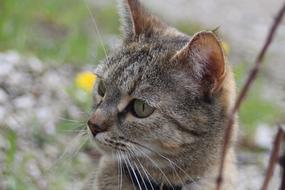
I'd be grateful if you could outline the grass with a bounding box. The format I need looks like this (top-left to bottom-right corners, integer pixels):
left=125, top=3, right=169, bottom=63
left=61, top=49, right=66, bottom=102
left=2, top=123, right=92, bottom=190
left=175, top=21, right=204, bottom=36
left=0, top=0, right=118, bottom=65
left=234, top=63, right=283, bottom=135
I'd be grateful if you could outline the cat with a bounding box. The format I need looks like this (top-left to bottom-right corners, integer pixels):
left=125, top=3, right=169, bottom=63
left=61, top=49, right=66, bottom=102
left=87, top=0, right=238, bottom=189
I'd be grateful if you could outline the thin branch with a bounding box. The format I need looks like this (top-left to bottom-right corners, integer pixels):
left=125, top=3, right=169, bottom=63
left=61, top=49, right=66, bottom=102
left=215, top=2, right=285, bottom=190
left=261, top=127, right=284, bottom=190
left=280, top=143, right=285, bottom=190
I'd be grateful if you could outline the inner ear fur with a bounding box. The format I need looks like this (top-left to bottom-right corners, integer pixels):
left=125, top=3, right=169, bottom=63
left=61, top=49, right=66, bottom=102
left=119, top=0, right=170, bottom=41
left=172, top=31, right=226, bottom=94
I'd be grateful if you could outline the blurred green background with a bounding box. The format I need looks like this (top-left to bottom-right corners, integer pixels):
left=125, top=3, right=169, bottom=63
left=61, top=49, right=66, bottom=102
left=0, top=0, right=284, bottom=189
left=0, top=0, right=119, bottom=65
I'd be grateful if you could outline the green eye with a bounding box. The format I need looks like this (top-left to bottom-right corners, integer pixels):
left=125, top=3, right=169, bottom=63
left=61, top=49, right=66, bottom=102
left=98, top=80, right=106, bottom=97
left=132, top=99, right=155, bottom=118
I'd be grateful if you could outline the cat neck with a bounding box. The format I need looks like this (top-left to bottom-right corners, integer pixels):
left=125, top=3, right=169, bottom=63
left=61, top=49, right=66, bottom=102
left=126, top=155, right=201, bottom=187
left=123, top=163, right=183, bottom=190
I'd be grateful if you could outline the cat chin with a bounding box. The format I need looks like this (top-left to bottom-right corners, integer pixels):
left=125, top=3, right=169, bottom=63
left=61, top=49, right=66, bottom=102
left=92, top=132, right=114, bottom=154
left=93, top=140, right=114, bottom=155
left=92, top=132, right=127, bottom=156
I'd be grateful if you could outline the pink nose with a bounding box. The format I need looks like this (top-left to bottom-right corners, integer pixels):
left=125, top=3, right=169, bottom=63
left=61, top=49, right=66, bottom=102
left=87, top=110, right=108, bottom=136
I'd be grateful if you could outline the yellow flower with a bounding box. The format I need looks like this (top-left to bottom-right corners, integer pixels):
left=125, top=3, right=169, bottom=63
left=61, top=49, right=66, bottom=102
left=75, top=71, right=97, bottom=93
left=221, top=41, right=230, bottom=54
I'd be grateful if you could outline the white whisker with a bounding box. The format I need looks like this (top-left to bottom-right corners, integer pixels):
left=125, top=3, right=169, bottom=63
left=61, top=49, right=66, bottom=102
left=125, top=148, right=148, bottom=190
left=132, top=146, right=175, bottom=190
left=125, top=151, right=143, bottom=190
left=124, top=155, right=137, bottom=190
left=134, top=143, right=201, bottom=189
left=57, top=116, right=87, bottom=124
left=82, top=0, right=109, bottom=63
left=47, top=131, right=88, bottom=172
left=117, top=150, right=122, bottom=190
left=128, top=147, right=155, bottom=190
left=137, top=145, right=183, bottom=184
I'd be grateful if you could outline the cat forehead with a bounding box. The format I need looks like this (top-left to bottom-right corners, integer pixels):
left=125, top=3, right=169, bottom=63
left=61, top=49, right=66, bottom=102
left=98, top=37, right=189, bottom=75
left=93, top=36, right=191, bottom=96
left=101, top=44, right=163, bottom=94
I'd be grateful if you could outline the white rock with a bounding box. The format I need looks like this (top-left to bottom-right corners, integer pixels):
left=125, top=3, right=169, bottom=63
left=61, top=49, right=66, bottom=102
left=42, top=74, right=61, bottom=91
left=255, top=124, right=275, bottom=149
left=27, top=160, right=41, bottom=178
left=7, top=71, right=32, bottom=88
left=0, top=107, right=5, bottom=121
left=0, top=51, right=20, bottom=65
left=44, top=121, right=56, bottom=135
left=0, top=89, right=8, bottom=103
left=26, top=57, right=44, bottom=73
left=0, top=62, right=14, bottom=77
left=36, top=107, right=52, bottom=121
left=14, top=95, right=35, bottom=109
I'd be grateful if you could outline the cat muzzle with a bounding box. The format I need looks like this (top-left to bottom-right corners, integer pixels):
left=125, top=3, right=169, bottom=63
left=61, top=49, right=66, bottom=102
left=87, top=120, right=108, bottom=136
left=87, top=109, right=111, bottom=136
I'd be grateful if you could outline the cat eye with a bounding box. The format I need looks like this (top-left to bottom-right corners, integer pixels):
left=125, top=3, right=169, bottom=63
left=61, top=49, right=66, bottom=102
left=98, top=80, right=106, bottom=97
left=131, top=99, right=155, bottom=118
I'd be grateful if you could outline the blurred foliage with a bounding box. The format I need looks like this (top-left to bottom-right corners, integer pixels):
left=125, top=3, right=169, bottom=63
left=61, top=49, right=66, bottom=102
left=2, top=123, right=92, bottom=190
left=0, top=0, right=119, bottom=65
left=175, top=21, right=203, bottom=36
left=234, top=63, right=283, bottom=135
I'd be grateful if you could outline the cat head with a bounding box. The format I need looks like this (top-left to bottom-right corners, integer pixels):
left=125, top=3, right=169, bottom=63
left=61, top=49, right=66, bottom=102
left=88, top=0, right=235, bottom=165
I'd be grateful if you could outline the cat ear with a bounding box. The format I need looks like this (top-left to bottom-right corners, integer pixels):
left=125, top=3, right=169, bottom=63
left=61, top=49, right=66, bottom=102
left=172, top=31, right=226, bottom=93
left=118, top=0, right=168, bottom=41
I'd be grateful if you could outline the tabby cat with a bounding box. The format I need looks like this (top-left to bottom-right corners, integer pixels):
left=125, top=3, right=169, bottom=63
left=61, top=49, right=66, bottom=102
left=87, top=0, right=238, bottom=189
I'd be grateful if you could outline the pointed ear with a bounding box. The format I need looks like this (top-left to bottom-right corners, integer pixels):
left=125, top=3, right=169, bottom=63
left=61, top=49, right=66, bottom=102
left=118, top=0, right=168, bottom=42
left=172, top=31, right=226, bottom=94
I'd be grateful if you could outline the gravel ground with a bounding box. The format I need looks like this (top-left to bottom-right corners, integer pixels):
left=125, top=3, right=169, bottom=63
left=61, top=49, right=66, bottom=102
left=0, top=51, right=94, bottom=190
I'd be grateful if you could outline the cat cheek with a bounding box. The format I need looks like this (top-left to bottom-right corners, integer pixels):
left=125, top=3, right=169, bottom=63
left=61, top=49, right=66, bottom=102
left=159, top=134, right=184, bottom=150
left=160, top=141, right=180, bottom=149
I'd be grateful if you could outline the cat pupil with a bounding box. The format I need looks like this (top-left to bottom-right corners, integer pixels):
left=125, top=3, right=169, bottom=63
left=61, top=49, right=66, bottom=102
left=132, top=99, right=154, bottom=118
left=98, top=80, right=106, bottom=97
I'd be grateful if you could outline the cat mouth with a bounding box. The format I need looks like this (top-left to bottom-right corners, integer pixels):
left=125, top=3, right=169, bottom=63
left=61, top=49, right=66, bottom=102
left=93, top=133, right=129, bottom=153
left=91, top=133, right=154, bottom=158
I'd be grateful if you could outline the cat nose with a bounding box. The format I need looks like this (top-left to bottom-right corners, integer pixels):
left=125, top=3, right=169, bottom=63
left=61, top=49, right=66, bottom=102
left=87, top=109, right=109, bottom=136
left=87, top=120, right=107, bottom=136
